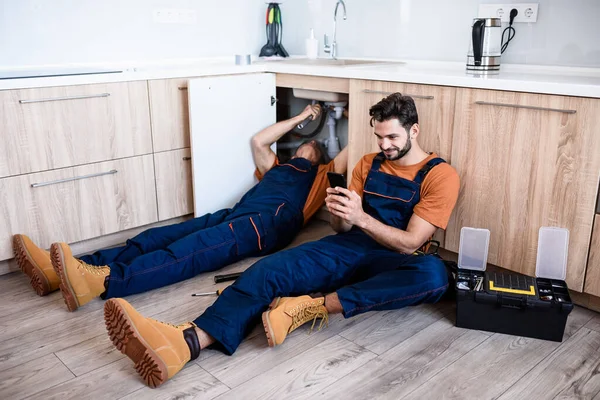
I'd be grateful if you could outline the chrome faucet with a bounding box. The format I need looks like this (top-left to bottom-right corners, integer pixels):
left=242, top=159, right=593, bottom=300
left=324, top=0, right=347, bottom=59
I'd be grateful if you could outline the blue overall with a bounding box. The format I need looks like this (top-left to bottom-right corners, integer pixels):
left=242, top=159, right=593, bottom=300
left=194, top=153, right=450, bottom=355
left=77, top=157, right=319, bottom=298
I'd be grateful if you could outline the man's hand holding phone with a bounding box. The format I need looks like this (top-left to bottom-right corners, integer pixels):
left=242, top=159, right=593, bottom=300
left=325, top=173, right=368, bottom=228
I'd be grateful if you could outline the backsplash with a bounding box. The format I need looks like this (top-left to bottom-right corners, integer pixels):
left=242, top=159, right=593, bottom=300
left=281, top=0, right=600, bottom=67
left=0, top=0, right=266, bottom=67
left=0, top=0, right=598, bottom=68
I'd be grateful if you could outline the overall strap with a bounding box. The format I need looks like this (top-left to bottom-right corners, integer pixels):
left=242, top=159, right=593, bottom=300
left=413, top=157, right=446, bottom=185
left=370, top=152, right=386, bottom=171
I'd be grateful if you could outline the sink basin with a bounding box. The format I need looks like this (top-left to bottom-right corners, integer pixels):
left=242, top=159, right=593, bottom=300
left=293, top=88, right=348, bottom=102
left=265, top=58, right=404, bottom=67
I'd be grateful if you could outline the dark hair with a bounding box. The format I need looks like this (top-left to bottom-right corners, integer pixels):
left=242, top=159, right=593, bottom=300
left=369, top=93, right=418, bottom=132
left=313, top=140, right=331, bottom=165
left=296, top=140, right=331, bottom=165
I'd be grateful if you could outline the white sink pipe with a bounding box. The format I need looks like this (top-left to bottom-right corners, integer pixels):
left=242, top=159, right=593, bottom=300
left=324, top=101, right=347, bottom=159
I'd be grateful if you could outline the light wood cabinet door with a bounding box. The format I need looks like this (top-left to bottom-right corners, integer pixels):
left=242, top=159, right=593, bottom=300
left=148, top=78, right=192, bottom=152
left=0, top=155, right=158, bottom=261
left=585, top=216, right=600, bottom=296
left=0, top=81, right=152, bottom=178
left=446, top=89, right=600, bottom=291
left=154, top=148, right=194, bottom=221
left=347, top=79, right=457, bottom=245
left=348, top=79, right=456, bottom=171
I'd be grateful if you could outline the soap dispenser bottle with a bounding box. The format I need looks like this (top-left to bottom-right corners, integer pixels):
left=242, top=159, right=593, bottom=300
left=306, top=28, right=319, bottom=59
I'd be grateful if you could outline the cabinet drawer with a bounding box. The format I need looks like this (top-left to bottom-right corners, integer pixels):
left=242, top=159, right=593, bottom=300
left=0, top=81, right=152, bottom=178
left=0, top=155, right=158, bottom=261
left=148, top=78, right=193, bottom=152
left=154, top=148, right=194, bottom=220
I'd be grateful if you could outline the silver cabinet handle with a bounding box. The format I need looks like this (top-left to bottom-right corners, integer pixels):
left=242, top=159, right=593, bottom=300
left=31, top=170, right=118, bottom=188
left=19, top=93, right=111, bottom=104
left=474, top=101, right=576, bottom=114
left=362, top=89, right=434, bottom=100
left=178, top=86, right=188, bottom=91
left=182, top=156, right=192, bottom=161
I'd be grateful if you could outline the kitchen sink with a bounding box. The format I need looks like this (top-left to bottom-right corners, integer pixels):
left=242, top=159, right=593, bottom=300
left=293, top=88, right=349, bottom=102
left=264, top=58, right=404, bottom=67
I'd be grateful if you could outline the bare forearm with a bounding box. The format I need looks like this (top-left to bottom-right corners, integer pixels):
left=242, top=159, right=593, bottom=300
left=356, top=214, right=422, bottom=253
left=332, top=147, right=349, bottom=174
left=251, top=114, right=306, bottom=174
left=252, top=115, right=303, bottom=147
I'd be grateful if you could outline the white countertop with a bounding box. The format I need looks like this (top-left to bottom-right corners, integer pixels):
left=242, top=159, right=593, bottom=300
left=1, top=57, right=599, bottom=98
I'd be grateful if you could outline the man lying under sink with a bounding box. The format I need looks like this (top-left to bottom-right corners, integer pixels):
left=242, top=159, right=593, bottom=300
left=101, top=93, right=460, bottom=388
left=13, top=103, right=348, bottom=312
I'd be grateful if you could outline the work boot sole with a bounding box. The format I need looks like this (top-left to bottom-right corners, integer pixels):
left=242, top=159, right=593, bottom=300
left=12, top=235, right=53, bottom=296
left=262, top=297, right=282, bottom=347
left=50, top=243, right=80, bottom=312
left=104, top=299, right=168, bottom=388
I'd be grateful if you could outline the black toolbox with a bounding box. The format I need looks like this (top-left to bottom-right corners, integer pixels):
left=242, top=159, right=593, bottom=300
left=454, top=227, right=573, bottom=342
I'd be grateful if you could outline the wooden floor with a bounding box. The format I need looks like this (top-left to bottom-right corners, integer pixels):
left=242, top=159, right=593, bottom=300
left=1, top=220, right=600, bottom=400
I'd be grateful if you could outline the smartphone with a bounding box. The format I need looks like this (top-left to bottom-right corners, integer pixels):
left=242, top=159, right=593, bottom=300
left=327, top=172, right=347, bottom=189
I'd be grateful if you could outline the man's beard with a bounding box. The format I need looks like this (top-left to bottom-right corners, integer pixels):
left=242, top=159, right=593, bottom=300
left=382, top=138, right=412, bottom=161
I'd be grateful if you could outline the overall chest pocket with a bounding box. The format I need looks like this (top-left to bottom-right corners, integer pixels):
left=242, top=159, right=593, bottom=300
left=363, top=178, right=419, bottom=228
left=364, top=186, right=416, bottom=203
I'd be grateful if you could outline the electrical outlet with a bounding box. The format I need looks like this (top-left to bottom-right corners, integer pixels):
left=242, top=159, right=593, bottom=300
left=153, top=9, right=197, bottom=24
left=478, top=3, right=539, bottom=23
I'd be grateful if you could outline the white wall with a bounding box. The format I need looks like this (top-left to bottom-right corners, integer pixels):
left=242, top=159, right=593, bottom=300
left=0, top=0, right=267, bottom=67
left=1, top=0, right=598, bottom=68
left=281, top=0, right=600, bottom=67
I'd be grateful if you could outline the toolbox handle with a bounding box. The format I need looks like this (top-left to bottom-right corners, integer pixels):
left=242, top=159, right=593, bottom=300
left=497, top=294, right=528, bottom=310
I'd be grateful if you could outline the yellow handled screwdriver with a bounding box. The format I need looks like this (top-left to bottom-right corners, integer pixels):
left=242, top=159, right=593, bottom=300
left=191, top=289, right=223, bottom=297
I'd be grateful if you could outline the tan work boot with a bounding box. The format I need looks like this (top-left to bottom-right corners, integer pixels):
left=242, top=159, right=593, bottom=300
left=50, top=242, right=110, bottom=311
left=262, top=295, right=328, bottom=347
left=12, top=234, right=61, bottom=296
left=104, top=298, right=200, bottom=388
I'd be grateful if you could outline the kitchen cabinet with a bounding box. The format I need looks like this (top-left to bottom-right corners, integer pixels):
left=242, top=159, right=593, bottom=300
left=148, top=78, right=192, bottom=152
left=0, top=72, right=279, bottom=269
left=445, top=88, right=600, bottom=291
left=0, top=155, right=157, bottom=261
left=154, top=148, right=194, bottom=220
left=347, top=79, right=457, bottom=245
left=0, top=81, right=152, bottom=178
left=188, top=73, right=276, bottom=217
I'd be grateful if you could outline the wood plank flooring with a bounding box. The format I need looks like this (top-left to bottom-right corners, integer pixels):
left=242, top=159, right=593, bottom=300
left=0, top=220, right=598, bottom=400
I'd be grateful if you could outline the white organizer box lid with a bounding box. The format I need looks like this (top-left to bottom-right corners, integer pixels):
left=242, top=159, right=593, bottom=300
left=535, top=227, right=569, bottom=280
left=458, top=227, right=490, bottom=271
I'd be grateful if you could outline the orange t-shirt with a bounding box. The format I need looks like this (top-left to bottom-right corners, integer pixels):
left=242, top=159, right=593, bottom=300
left=349, top=153, right=459, bottom=229
left=255, top=158, right=336, bottom=224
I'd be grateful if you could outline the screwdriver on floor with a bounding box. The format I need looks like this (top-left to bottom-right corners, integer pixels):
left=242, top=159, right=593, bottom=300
left=191, top=289, right=223, bottom=297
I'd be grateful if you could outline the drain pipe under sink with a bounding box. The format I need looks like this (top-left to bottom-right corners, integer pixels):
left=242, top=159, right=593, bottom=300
left=324, top=101, right=347, bottom=159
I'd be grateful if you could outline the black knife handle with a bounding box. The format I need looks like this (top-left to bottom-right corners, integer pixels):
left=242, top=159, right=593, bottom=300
left=214, top=272, right=243, bottom=283
left=297, top=115, right=314, bottom=130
